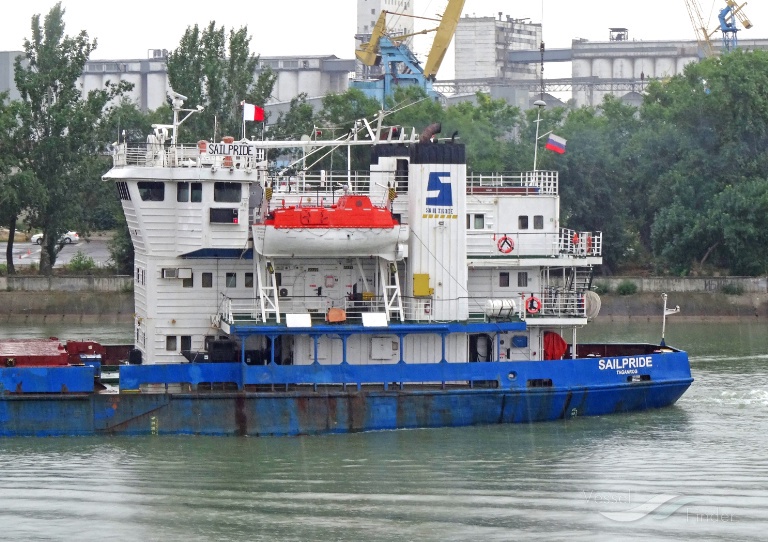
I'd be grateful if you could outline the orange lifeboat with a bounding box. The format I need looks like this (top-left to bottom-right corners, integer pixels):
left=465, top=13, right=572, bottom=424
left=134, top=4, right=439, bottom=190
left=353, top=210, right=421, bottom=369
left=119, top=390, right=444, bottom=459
left=253, top=195, right=405, bottom=258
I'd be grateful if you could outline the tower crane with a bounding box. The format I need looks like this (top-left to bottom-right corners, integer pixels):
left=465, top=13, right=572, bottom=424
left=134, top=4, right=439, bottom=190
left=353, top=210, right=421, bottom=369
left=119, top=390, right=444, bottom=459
left=353, top=0, right=466, bottom=104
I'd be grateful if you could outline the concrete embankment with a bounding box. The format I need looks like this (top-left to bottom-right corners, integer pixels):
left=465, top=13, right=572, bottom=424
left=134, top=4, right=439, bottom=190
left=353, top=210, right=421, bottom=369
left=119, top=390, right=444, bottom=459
left=596, top=292, right=768, bottom=321
left=0, top=291, right=134, bottom=324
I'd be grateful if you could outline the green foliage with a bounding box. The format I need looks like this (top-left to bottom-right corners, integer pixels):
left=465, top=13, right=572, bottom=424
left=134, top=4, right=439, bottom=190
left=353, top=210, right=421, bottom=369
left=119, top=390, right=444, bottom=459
left=0, top=264, right=6, bottom=276
left=108, top=218, right=135, bottom=276
left=616, top=280, right=638, bottom=296
left=592, top=282, right=611, bottom=295
left=166, top=22, right=276, bottom=142
left=721, top=282, right=745, bottom=295
left=65, top=250, right=96, bottom=273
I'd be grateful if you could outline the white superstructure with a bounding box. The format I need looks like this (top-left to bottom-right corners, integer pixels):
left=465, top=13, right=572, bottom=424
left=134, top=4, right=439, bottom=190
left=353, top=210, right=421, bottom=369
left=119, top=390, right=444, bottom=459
left=104, top=103, right=601, bottom=367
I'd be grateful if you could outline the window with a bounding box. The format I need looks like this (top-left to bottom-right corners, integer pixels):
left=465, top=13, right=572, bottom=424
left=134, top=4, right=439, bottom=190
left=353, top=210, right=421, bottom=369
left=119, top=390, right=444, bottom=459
left=180, top=335, right=191, bottom=352
left=226, top=272, right=237, bottom=288
left=214, top=182, right=241, bottom=202
left=166, top=336, right=177, bottom=351
left=499, top=272, right=510, bottom=287
left=183, top=274, right=193, bottom=288
left=518, top=215, right=529, bottom=229
left=191, top=183, right=202, bottom=202
left=177, top=182, right=189, bottom=202
left=138, top=181, right=164, bottom=201
left=518, top=272, right=528, bottom=287
left=245, top=273, right=254, bottom=288
left=202, top=272, right=213, bottom=288
left=534, top=215, right=544, bottom=230
left=466, top=214, right=485, bottom=229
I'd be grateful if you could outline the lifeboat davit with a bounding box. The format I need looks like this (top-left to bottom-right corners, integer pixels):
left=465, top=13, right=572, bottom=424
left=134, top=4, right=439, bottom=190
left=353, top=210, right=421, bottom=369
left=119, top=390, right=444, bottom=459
left=252, top=195, right=407, bottom=258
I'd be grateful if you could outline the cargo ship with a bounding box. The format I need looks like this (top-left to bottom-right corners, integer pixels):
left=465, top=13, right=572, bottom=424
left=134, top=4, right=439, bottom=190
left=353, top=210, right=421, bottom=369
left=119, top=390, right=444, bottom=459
left=0, top=98, right=692, bottom=436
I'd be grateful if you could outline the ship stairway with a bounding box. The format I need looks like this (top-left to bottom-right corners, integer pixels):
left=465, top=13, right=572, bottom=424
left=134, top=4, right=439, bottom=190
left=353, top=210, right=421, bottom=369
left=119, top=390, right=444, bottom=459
left=256, top=255, right=280, bottom=323
left=379, top=259, right=404, bottom=322
left=568, top=268, right=594, bottom=292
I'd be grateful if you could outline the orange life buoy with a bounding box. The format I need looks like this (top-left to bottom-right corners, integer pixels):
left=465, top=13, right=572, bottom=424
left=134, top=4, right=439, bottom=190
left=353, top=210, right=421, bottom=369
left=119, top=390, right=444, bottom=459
left=497, top=235, right=514, bottom=254
left=526, top=296, right=541, bottom=314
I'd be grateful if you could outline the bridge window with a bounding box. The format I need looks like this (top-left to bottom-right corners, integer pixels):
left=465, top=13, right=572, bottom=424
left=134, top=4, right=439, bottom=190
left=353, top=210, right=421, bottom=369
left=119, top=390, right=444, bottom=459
left=518, top=272, right=528, bottom=287
left=166, top=336, right=177, bottom=351
left=245, top=273, right=254, bottom=288
left=202, top=272, right=213, bottom=288
left=191, top=183, right=202, bottom=202
left=138, top=181, right=164, bottom=201
left=518, top=215, right=529, bottom=229
left=177, top=182, right=189, bottom=202
left=214, top=182, right=241, bottom=203
left=180, top=336, right=191, bottom=352
left=226, top=272, right=237, bottom=288
left=183, top=274, right=193, bottom=288
left=499, top=272, right=510, bottom=287
left=534, top=215, right=544, bottom=229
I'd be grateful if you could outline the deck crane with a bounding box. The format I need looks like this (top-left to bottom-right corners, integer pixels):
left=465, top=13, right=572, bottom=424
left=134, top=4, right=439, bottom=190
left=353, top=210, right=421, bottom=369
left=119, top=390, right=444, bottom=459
left=353, top=0, right=466, bottom=104
left=683, top=0, right=753, bottom=57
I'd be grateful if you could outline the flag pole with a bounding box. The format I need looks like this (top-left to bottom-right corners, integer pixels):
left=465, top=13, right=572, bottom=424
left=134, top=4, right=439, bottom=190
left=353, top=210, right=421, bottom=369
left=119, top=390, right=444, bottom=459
left=532, top=99, right=546, bottom=171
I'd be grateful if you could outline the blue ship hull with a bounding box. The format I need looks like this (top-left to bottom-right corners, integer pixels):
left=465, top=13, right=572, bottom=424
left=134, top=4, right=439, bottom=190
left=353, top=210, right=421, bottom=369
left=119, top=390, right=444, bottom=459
left=0, top=350, right=692, bottom=436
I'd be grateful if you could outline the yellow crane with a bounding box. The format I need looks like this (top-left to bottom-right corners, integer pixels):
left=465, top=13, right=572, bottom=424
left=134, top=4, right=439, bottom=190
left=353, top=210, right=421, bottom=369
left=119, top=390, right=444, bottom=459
left=683, top=0, right=753, bottom=57
left=355, top=0, right=466, bottom=80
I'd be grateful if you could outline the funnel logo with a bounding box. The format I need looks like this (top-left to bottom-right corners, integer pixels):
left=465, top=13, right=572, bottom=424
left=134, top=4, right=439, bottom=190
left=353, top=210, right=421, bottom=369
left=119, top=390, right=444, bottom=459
left=424, top=172, right=456, bottom=218
left=426, top=172, right=452, bottom=206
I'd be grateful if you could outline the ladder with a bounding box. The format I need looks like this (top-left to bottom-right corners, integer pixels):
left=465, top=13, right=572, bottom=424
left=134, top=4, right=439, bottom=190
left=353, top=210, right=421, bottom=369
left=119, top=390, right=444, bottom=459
left=256, top=254, right=280, bottom=323
left=379, top=259, right=405, bottom=322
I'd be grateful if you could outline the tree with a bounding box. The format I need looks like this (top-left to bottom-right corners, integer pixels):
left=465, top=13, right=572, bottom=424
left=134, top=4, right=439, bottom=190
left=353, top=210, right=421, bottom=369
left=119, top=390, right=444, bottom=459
left=558, top=96, right=639, bottom=272
left=0, top=94, right=43, bottom=274
left=13, top=2, right=129, bottom=274
left=166, top=22, right=276, bottom=142
left=639, top=50, right=768, bottom=274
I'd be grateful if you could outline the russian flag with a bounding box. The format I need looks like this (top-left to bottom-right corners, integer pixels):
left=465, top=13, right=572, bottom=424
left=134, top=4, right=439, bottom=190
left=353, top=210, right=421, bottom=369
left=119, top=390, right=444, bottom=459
left=545, top=134, right=567, bottom=154
left=242, top=102, right=265, bottom=122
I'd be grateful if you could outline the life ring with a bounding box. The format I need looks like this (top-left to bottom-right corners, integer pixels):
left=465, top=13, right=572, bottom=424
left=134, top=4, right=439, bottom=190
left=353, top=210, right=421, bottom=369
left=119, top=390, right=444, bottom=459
left=526, top=296, right=541, bottom=314
left=497, top=235, right=514, bottom=254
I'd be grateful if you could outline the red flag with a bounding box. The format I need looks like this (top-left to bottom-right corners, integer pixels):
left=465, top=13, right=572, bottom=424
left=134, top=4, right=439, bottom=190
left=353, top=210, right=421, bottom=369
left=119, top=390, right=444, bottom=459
left=243, top=103, right=265, bottom=122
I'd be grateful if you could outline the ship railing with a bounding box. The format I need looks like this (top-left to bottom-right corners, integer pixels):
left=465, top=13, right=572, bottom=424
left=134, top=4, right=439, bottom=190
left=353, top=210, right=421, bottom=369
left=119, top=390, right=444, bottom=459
left=558, top=228, right=602, bottom=256
left=269, top=170, right=373, bottom=196
left=518, top=290, right=587, bottom=319
left=466, top=229, right=601, bottom=258
left=467, top=171, right=558, bottom=196
left=222, top=295, right=509, bottom=325
left=111, top=142, right=265, bottom=169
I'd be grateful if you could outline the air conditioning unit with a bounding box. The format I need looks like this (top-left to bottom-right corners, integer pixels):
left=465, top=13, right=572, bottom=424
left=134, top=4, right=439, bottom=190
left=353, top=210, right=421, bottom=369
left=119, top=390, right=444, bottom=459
left=278, top=287, right=291, bottom=298
left=162, top=268, right=192, bottom=279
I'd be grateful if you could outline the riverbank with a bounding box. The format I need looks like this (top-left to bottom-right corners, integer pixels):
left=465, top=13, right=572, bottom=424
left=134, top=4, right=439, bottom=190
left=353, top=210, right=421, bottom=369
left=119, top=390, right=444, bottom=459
left=0, top=291, right=133, bottom=324
left=0, top=290, right=765, bottom=323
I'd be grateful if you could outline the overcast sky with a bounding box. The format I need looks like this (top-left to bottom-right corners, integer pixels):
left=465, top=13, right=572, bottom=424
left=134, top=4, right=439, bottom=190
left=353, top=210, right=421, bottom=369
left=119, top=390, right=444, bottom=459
left=1, top=0, right=765, bottom=79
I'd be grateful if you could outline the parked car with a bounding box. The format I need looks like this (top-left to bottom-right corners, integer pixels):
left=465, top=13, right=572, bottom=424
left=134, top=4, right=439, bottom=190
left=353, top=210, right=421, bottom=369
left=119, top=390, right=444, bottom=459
left=30, top=231, right=80, bottom=245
